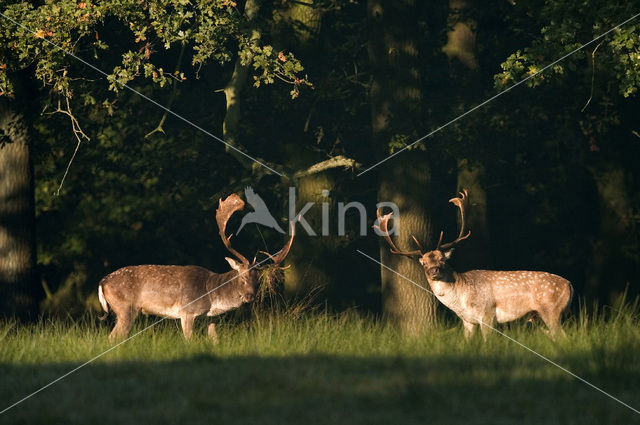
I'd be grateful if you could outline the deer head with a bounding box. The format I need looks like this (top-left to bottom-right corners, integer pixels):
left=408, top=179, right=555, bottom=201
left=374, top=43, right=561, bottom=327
left=375, top=189, right=470, bottom=282
left=216, top=194, right=295, bottom=301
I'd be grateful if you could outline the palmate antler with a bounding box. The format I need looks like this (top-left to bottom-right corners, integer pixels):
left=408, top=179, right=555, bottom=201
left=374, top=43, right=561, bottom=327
left=217, top=194, right=296, bottom=266
left=216, top=194, right=250, bottom=265
left=375, top=189, right=471, bottom=256
left=437, top=189, right=471, bottom=251
left=374, top=209, right=423, bottom=257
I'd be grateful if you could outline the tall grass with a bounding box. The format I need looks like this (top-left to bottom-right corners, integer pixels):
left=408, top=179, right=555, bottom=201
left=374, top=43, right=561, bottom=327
left=1, top=297, right=639, bottom=425
left=1, top=295, right=638, bottom=363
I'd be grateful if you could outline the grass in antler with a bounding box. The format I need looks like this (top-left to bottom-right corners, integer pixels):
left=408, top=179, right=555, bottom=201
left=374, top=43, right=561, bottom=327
left=257, top=263, right=285, bottom=304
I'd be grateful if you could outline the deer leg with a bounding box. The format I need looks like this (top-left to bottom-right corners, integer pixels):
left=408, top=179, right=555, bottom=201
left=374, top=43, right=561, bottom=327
left=479, top=313, right=496, bottom=341
left=109, top=307, right=136, bottom=342
left=207, top=321, right=218, bottom=343
left=109, top=318, right=129, bottom=342
left=537, top=308, right=565, bottom=338
left=462, top=320, right=476, bottom=339
left=180, top=315, right=196, bottom=340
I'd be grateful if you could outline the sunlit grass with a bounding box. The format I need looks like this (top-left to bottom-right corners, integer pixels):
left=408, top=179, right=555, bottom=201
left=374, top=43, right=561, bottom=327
left=1, top=297, right=639, bottom=366
left=1, top=297, right=639, bottom=424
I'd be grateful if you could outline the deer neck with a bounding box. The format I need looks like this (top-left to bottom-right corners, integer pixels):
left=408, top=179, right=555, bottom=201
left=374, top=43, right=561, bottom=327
left=205, top=270, right=243, bottom=316
left=206, top=269, right=234, bottom=294
left=424, top=269, right=463, bottom=308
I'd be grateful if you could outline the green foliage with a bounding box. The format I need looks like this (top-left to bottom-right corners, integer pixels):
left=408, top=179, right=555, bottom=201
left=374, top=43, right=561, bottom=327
left=248, top=44, right=311, bottom=99
left=608, top=25, right=640, bottom=97
left=0, top=0, right=309, bottom=101
left=387, top=132, right=425, bottom=154
left=494, top=2, right=640, bottom=97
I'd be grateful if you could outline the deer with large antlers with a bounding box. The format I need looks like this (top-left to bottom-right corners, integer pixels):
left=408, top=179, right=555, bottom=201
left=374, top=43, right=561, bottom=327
left=375, top=190, right=573, bottom=338
left=98, top=193, right=295, bottom=341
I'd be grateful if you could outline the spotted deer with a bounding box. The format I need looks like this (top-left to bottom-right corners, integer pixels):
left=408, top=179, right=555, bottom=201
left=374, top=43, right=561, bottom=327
left=375, top=190, right=573, bottom=338
left=98, top=193, right=295, bottom=341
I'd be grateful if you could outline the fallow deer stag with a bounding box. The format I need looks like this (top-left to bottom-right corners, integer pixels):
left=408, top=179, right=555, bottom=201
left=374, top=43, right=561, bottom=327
left=98, top=193, right=295, bottom=341
left=375, top=189, right=573, bottom=338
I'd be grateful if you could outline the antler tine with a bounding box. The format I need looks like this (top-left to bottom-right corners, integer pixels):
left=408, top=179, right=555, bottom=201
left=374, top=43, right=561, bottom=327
left=438, top=189, right=471, bottom=251
left=435, top=231, right=444, bottom=251
left=264, top=219, right=297, bottom=265
left=216, top=194, right=250, bottom=265
left=374, top=209, right=423, bottom=257
left=411, top=235, right=424, bottom=252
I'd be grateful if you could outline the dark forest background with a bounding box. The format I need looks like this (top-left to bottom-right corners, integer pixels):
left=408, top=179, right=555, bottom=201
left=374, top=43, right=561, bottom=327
left=1, top=0, right=639, bottom=333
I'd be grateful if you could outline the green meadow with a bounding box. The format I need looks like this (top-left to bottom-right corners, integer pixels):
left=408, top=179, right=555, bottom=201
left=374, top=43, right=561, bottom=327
left=1, top=301, right=639, bottom=425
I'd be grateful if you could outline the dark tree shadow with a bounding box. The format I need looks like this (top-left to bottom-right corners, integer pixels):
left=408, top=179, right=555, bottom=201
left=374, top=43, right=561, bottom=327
left=1, top=352, right=639, bottom=425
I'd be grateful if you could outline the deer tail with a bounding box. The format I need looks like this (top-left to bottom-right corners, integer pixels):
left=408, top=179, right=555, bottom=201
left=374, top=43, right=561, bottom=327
left=97, top=282, right=109, bottom=320
left=563, top=282, right=574, bottom=316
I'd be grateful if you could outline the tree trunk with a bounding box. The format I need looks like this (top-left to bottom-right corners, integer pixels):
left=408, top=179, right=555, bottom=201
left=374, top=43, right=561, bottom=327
left=378, top=167, right=438, bottom=334
left=441, top=0, right=478, bottom=69
left=586, top=163, right=633, bottom=302
left=368, top=0, right=438, bottom=334
left=223, top=0, right=261, bottom=171
left=284, top=172, right=335, bottom=297
left=278, top=0, right=343, bottom=304
left=279, top=0, right=323, bottom=46
left=444, top=0, right=488, bottom=269
left=0, top=101, right=38, bottom=318
left=455, top=158, right=490, bottom=269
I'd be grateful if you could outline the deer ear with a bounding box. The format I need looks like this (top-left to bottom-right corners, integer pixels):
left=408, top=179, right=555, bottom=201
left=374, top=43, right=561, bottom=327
left=225, top=257, right=241, bottom=271
left=444, top=249, right=454, bottom=260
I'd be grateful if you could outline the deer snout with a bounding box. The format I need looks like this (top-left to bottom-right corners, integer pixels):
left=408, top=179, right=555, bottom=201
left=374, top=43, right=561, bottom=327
left=427, top=266, right=440, bottom=275
left=426, top=265, right=447, bottom=279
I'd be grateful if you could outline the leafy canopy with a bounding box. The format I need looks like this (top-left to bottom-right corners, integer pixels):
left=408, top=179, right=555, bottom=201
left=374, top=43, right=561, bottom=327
left=0, top=0, right=310, bottom=102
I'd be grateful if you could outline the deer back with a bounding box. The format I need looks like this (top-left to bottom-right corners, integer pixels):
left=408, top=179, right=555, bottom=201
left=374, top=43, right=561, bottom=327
left=100, top=265, right=217, bottom=317
left=459, top=269, right=570, bottom=298
left=456, top=269, right=572, bottom=321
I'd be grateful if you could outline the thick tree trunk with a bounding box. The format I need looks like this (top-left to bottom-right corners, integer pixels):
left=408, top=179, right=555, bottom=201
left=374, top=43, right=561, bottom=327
left=586, top=163, right=633, bottom=302
left=279, top=0, right=323, bottom=46
left=368, top=0, right=438, bottom=334
left=279, top=1, right=344, bottom=304
left=378, top=167, right=438, bottom=334
left=441, top=0, right=478, bottom=69
left=0, top=102, right=38, bottom=318
left=455, top=158, right=490, bottom=269
left=284, top=172, right=335, bottom=297
left=443, top=0, right=488, bottom=269
left=222, top=0, right=261, bottom=171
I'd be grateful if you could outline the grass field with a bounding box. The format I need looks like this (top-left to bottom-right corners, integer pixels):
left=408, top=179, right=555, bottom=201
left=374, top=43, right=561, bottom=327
left=1, top=300, right=640, bottom=425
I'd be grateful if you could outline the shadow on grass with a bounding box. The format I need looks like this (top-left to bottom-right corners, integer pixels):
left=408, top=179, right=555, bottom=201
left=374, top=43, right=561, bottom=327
left=1, top=352, right=639, bottom=425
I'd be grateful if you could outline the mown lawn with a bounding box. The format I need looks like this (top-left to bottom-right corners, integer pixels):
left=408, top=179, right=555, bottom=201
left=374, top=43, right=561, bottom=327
left=1, top=302, right=639, bottom=425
